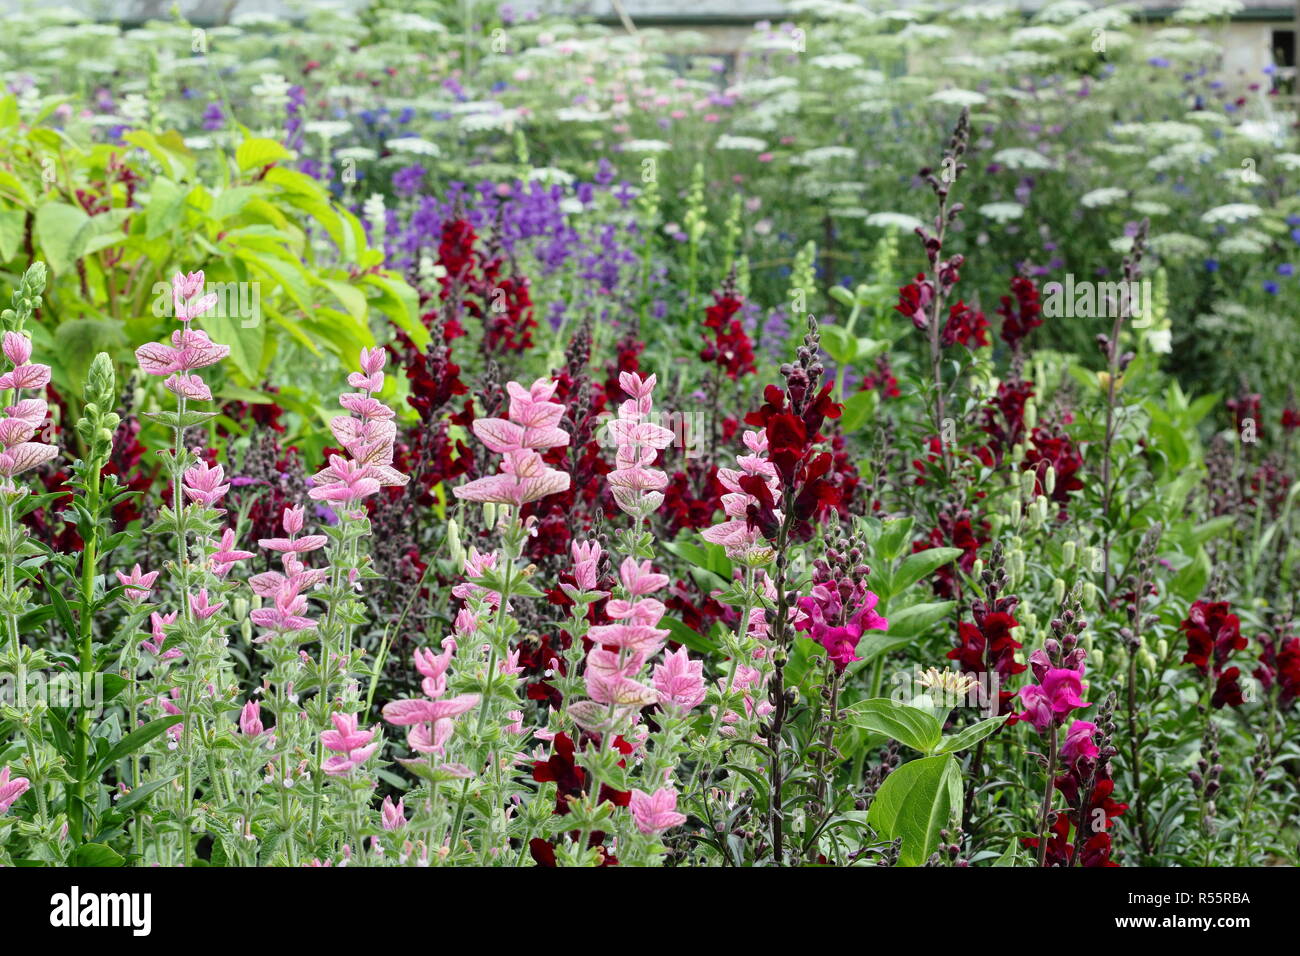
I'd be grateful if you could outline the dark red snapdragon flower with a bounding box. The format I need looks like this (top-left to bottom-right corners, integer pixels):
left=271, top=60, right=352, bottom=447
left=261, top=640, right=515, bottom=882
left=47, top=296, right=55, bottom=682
left=859, top=353, right=901, bottom=399
left=949, top=595, right=1026, bottom=716
left=1255, top=632, right=1300, bottom=708
left=976, top=376, right=1034, bottom=467
left=701, top=281, right=756, bottom=380
left=1180, top=599, right=1248, bottom=709
left=915, top=507, right=988, bottom=600
left=996, top=275, right=1043, bottom=350
left=1022, top=425, right=1084, bottom=513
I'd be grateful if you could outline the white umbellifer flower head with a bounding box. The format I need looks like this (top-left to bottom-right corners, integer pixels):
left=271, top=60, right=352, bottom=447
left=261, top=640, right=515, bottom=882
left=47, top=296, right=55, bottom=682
left=992, top=147, right=1055, bottom=171
left=1216, top=233, right=1266, bottom=256
left=335, top=146, right=378, bottom=162
left=1172, top=0, right=1244, bottom=23
left=250, top=72, right=291, bottom=109
left=384, top=136, right=440, bottom=157
left=363, top=193, right=386, bottom=238
left=809, top=53, right=864, bottom=70
left=714, top=134, right=767, bottom=152
left=527, top=167, right=575, bottom=185
left=459, top=109, right=521, bottom=132
left=796, top=145, right=856, bottom=165
left=866, top=212, right=923, bottom=232
left=928, top=88, right=987, bottom=107
left=1148, top=232, right=1209, bottom=259
left=1080, top=187, right=1128, bottom=209
left=621, top=139, right=672, bottom=153
left=1201, top=203, right=1261, bottom=225
left=1275, top=153, right=1300, bottom=171
left=979, top=202, right=1025, bottom=223
left=555, top=107, right=610, bottom=123
left=304, top=120, right=353, bottom=141
left=119, top=93, right=149, bottom=124
left=1133, top=201, right=1171, bottom=217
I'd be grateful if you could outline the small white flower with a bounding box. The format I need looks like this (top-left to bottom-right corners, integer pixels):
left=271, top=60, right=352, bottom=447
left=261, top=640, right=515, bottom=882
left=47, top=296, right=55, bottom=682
left=715, top=134, right=767, bottom=152
left=1080, top=187, right=1128, bottom=209
left=979, top=202, right=1025, bottom=223
left=866, top=211, right=923, bottom=232
left=928, top=88, right=987, bottom=107
left=992, top=147, right=1055, bottom=170
left=384, top=136, right=440, bottom=157
left=304, top=120, right=353, bottom=141
left=1201, top=203, right=1261, bottom=225
left=621, top=139, right=672, bottom=153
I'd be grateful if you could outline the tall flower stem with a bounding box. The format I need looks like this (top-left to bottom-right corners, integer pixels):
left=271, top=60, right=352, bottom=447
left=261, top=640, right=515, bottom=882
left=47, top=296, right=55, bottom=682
left=1035, top=728, right=1059, bottom=867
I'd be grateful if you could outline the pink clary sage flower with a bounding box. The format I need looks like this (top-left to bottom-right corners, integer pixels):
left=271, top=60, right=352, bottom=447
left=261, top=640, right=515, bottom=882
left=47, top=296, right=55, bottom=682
left=0, top=331, right=57, bottom=480
left=628, top=787, right=687, bottom=835
left=605, top=372, right=675, bottom=520
left=382, top=637, right=481, bottom=764
left=239, top=700, right=265, bottom=738
left=309, top=348, right=408, bottom=510
left=115, top=563, right=160, bottom=603
left=134, top=270, right=228, bottom=404
left=0, top=765, right=31, bottom=814
left=321, top=712, right=380, bottom=776
left=702, top=428, right=780, bottom=563
left=452, top=377, right=570, bottom=507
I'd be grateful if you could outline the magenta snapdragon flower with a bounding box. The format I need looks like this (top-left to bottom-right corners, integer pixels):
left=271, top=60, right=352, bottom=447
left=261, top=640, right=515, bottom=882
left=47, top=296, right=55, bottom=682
left=794, top=584, right=888, bottom=672
left=1015, top=648, right=1089, bottom=733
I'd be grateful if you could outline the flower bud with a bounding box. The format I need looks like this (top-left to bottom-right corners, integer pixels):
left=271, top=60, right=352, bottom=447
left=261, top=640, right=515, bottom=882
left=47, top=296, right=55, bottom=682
left=1139, top=648, right=1156, bottom=671
left=1082, top=581, right=1097, bottom=606
left=1156, top=638, right=1168, bottom=659
left=1044, top=465, right=1056, bottom=498
left=1024, top=399, right=1038, bottom=431
left=447, top=517, right=465, bottom=570
left=1062, top=540, right=1076, bottom=568
left=1009, top=498, right=1022, bottom=525
left=1051, top=578, right=1065, bottom=604
left=1020, top=469, right=1036, bottom=500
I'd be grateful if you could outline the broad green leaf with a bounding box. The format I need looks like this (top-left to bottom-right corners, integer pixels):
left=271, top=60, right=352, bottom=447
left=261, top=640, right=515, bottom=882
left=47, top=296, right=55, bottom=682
left=236, top=137, right=293, bottom=172
left=893, top=547, right=963, bottom=594
left=661, top=616, right=716, bottom=654
left=842, top=698, right=943, bottom=754
left=34, top=200, right=90, bottom=275
left=0, top=207, right=25, bottom=261
left=882, top=600, right=954, bottom=639
left=935, top=714, right=1008, bottom=754
left=839, top=390, right=875, bottom=433
left=70, top=843, right=125, bottom=867
left=876, top=517, right=915, bottom=561
left=91, top=716, right=177, bottom=774
left=867, top=753, right=961, bottom=866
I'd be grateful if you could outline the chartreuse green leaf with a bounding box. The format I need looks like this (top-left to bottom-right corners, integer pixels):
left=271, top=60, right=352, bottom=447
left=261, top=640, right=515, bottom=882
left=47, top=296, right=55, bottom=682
left=867, top=753, right=961, bottom=866
left=842, top=698, right=942, bottom=754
